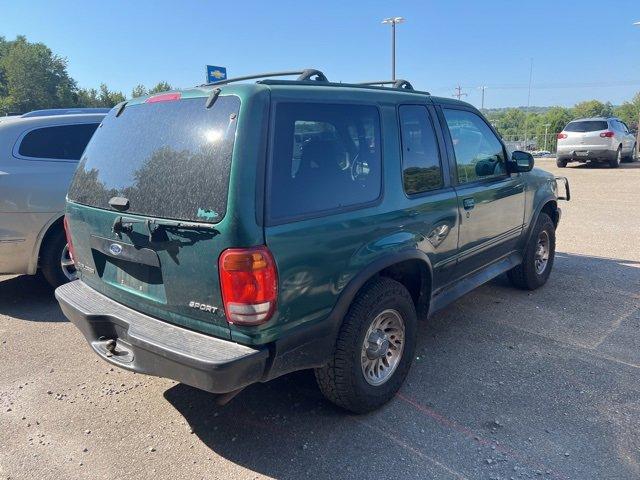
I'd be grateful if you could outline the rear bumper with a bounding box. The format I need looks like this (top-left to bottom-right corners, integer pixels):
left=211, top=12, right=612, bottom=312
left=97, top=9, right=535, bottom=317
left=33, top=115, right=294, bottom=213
left=55, top=281, right=269, bottom=394
left=556, top=148, right=615, bottom=162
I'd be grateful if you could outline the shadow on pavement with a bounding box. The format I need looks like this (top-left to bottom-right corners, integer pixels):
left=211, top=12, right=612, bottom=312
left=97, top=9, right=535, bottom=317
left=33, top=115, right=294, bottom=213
left=164, top=251, right=640, bottom=480
left=0, top=274, right=66, bottom=322
left=569, top=160, right=640, bottom=169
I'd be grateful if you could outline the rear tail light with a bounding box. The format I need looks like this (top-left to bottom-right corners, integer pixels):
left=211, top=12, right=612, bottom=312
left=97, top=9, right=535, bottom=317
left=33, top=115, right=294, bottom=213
left=145, top=92, right=181, bottom=103
left=557, top=133, right=567, bottom=139
left=600, top=131, right=615, bottom=138
left=219, top=246, right=277, bottom=325
left=63, top=216, right=75, bottom=262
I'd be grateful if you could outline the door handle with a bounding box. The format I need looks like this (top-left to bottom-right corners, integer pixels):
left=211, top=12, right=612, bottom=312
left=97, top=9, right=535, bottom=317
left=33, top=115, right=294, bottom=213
left=462, top=197, right=475, bottom=210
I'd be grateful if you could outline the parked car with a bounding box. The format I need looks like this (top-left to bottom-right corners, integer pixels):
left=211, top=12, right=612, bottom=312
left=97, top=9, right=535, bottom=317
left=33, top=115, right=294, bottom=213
left=556, top=117, right=637, bottom=168
left=55, top=71, right=568, bottom=413
left=0, top=108, right=108, bottom=287
left=531, top=150, right=551, bottom=158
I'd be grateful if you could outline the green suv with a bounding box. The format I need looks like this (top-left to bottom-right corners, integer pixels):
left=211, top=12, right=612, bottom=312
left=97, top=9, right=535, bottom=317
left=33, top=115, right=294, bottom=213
left=56, top=70, right=569, bottom=413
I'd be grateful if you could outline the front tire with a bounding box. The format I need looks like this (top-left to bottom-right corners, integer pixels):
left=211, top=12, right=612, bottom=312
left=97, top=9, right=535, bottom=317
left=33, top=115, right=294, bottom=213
left=508, top=212, right=555, bottom=290
left=556, top=158, right=567, bottom=168
left=40, top=228, right=77, bottom=288
left=315, top=277, right=417, bottom=413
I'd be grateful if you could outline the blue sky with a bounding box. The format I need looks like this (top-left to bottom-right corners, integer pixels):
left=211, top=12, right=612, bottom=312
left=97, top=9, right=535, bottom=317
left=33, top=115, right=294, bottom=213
left=2, top=0, right=639, bottom=108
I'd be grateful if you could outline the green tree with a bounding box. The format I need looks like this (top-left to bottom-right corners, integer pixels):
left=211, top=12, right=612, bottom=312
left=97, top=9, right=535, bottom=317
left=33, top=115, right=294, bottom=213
left=572, top=100, right=614, bottom=119
left=98, top=83, right=125, bottom=106
left=131, top=84, right=147, bottom=98
left=614, top=92, right=640, bottom=131
left=0, top=35, right=77, bottom=114
left=148, top=81, right=173, bottom=94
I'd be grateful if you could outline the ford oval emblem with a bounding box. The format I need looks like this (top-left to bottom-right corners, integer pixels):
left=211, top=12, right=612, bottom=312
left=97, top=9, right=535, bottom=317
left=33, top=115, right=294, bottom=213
left=109, top=243, right=123, bottom=256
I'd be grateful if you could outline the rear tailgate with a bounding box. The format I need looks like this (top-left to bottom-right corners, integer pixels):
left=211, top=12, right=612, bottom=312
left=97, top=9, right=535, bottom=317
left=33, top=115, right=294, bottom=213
left=561, top=120, right=610, bottom=150
left=66, top=94, right=243, bottom=339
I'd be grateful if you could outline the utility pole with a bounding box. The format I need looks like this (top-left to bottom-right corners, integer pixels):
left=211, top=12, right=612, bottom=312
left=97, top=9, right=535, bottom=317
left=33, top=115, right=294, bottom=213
left=523, top=58, right=533, bottom=151
left=382, top=17, right=405, bottom=81
left=478, top=86, right=487, bottom=110
left=452, top=85, right=468, bottom=101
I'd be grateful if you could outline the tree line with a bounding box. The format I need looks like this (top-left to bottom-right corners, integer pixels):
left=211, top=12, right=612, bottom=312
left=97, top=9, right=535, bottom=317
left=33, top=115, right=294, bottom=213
left=0, top=36, right=174, bottom=115
left=484, top=96, right=639, bottom=152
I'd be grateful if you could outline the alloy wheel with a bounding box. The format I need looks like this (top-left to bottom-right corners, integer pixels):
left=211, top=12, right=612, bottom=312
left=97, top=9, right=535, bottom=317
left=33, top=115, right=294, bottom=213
left=361, top=309, right=405, bottom=386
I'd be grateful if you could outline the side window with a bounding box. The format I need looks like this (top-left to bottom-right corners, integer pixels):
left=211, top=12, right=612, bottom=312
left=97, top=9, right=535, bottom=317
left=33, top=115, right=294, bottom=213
left=398, top=105, right=443, bottom=194
left=270, top=103, right=382, bottom=221
left=18, top=123, right=99, bottom=160
left=443, top=109, right=506, bottom=184
left=619, top=121, right=629, bottom=133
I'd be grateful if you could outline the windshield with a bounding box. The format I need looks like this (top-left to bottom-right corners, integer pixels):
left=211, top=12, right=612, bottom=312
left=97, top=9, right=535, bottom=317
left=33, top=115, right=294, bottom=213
left=564, top=121, right=608, bottom=132
left=67, top=95, right=240, bottom=223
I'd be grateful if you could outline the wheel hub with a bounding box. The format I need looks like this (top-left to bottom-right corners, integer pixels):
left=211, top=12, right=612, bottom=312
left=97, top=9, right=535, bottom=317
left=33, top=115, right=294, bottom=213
left=360, top=309, right=405, bottom=386
left=60, top=243, right=78, bottom=281
left=534, top=230, right=550, bottom=275
left=365, top=330, right=390, bottom=360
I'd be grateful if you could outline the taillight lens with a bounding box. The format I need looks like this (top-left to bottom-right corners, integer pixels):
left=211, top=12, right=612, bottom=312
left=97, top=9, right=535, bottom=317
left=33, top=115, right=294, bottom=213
left=557, top=133, right=567, bottom=139
left=219, top=246, right=277, bottom=325
left=600, top=131, right=615, bottom=138
left=63, top=216, right=75, bottom=262
left=145, top=92, right=181, bottom=103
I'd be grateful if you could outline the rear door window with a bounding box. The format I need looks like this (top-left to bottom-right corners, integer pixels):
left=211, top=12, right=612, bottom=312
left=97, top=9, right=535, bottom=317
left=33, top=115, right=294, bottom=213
left=18, top=123, right=99, bottom=160
left=67, top=96, right=240, bottom=223
left=399, top=105, right=443, bottom=194
left=564, top=121, right=608, bottom=132
left=269, top=103, right=382, bottom=221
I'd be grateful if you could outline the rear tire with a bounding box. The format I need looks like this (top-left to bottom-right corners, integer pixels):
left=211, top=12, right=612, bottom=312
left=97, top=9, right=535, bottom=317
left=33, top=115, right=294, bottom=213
left=314, top=277, right=417, bottom=414
left=556, top=158, right=567, bottom=168
left=40, top=228, right=76, bottom=289
left=508, top=212, right=555, bottom=290
left=609, top=147, right=622, bottom=168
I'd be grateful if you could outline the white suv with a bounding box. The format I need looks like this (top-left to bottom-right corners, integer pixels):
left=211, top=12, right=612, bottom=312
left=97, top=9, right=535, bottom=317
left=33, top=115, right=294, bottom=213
left=0, top=108, right=107, bottom=287
left=556, top=117, right=637, bottom=168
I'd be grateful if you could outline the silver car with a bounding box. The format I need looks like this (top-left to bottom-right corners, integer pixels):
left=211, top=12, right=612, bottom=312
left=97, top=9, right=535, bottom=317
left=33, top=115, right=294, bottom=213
left=0, top=108, right=107, bottom=287
left=556, top=117, right=637, bottom=168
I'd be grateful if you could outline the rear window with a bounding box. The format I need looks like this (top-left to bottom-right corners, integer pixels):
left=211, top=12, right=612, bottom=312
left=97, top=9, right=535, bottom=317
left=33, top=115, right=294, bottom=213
left=564, top=121, right=608, bottom=132
left=269, top=102, right=382, bottom=221
left=68, top=96, right=240, bottom=223
left=18, top=123, right=99, bottom=160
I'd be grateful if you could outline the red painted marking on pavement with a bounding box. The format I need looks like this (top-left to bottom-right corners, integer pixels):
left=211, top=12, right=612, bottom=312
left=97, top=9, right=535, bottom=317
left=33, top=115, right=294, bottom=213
left=350, top=416, right=469, bottom=480
left=397, top=393, right=568, bottom=480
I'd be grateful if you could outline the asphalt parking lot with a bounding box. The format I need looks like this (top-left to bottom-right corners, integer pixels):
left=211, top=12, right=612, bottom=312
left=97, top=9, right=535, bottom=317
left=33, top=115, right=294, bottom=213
left=1, top=158, right=639, bottom=480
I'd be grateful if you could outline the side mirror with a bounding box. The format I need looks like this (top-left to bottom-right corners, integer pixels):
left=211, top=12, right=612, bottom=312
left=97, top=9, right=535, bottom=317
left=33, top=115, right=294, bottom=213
left=509, top=150, right=534, bottom=173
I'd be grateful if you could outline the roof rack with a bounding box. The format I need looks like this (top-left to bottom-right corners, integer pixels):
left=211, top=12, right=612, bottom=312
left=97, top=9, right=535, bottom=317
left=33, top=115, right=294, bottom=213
left=202, top=69, right=328, bottom=87
left=21, top=108, right=111, bottom=118
left=357, top=80, right=415, bottom=91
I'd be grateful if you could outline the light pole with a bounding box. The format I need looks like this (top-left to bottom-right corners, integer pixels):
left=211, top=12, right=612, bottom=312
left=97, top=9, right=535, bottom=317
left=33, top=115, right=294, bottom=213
left=543, top=123, right=551, bottom=151
left=382, top=17, right=405, bottom=80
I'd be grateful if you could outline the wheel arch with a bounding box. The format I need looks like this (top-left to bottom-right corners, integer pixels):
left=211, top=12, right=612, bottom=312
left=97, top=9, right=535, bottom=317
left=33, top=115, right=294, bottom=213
left=28, top=214, right=64, bottom=274
left=524, top=197, right=558, bottom=249
left=333, top=251, right=433, bottom=325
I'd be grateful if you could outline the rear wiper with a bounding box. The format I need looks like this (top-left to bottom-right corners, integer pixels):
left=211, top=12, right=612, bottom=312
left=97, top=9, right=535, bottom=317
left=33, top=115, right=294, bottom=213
left=112, top=216, right=219, bottom=243
left=205, top=88, right=221, bottom=109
